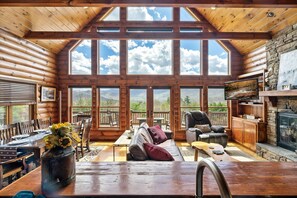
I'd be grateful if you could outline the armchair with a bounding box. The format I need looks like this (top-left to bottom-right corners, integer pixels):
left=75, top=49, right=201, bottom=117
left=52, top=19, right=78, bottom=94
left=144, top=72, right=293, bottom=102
left=185, top=111, right=228, bottom=148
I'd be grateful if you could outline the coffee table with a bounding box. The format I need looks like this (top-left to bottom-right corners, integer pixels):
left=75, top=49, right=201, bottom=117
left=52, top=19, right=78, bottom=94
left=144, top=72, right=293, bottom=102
left=191, top=141, right=236, bottom=162
left=113, top=130, right=132, bottom=161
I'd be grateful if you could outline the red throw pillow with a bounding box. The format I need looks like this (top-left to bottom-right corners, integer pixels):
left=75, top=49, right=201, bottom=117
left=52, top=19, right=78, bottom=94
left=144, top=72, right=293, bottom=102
left=147, top=125, right=167, bottom=144
left=143, top=143, right=174, bottom=161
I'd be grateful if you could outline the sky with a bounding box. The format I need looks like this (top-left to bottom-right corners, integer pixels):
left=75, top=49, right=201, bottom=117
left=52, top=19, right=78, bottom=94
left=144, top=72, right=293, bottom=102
left=71, top=7, right=228, bottom=75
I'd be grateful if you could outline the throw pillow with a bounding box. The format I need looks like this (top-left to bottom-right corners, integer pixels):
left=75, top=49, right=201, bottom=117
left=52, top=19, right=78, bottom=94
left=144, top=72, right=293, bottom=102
left=143, top=143, right=174, bottom=161
left=194, top=124, right=212, bottom=133
left=129, top=133, right=148, bottom=161
left=147, top=125, right=167, bottom=144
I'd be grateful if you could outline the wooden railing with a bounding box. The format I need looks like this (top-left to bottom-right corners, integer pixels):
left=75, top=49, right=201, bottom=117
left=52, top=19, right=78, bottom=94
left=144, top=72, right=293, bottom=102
left=208, top=107, right=228, bottom=126
left=130, top=111, right=170, bottom=126
left=72, top=108, right=228, bottom=127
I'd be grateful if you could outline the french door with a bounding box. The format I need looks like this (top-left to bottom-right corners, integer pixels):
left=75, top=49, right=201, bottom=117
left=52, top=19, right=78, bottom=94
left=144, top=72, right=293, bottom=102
left=129, top=87, right=171, bottom=130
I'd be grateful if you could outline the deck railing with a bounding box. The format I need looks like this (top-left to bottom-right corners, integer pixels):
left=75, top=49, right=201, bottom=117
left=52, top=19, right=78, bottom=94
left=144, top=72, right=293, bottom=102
left=72, top=108, right=228, bottom=127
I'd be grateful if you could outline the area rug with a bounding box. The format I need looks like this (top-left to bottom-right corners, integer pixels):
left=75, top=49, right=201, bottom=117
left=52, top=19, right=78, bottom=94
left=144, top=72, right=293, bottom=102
left=78, top=146, right=105, bottom=162
left=179, top=145, right=262, bottom=162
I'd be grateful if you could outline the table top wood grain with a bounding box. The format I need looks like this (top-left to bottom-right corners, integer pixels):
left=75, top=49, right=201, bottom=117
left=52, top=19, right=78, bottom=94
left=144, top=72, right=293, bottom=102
left=0, top=161, right=297, bottom=197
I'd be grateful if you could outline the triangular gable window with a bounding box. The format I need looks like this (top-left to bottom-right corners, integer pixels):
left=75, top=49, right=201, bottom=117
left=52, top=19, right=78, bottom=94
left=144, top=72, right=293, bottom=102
left=180, top=8, right=196, bottom=21
left=103, top=7, right=120, bottom=21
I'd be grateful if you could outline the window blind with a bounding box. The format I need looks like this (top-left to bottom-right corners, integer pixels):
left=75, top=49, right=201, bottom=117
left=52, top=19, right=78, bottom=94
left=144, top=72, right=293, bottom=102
left=0, top=79, right=36, bottom=105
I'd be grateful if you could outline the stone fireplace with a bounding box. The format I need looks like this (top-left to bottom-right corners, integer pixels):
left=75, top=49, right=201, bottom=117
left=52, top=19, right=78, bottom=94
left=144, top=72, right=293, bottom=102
left=256, top=23, right=297, bottom=162
left=277, top=112, right=297, bottom=152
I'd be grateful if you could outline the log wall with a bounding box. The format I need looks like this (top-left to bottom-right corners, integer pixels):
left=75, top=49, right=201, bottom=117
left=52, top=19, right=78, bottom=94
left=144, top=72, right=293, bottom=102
left=0, top=29, right=58, bottom=122
left=57, top=39, right=243, bottom=141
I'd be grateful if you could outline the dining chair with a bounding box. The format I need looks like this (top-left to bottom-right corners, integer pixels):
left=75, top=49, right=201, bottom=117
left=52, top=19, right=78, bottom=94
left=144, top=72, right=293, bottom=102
left=76, top=118, right=92, bottom=159
left=36, top=117, right=52, bottom=129
left=17, top=120, right=37, bottom=134
left=0, top=123, right=19, bottom=140
left=0, top=150, right=34, bottom=189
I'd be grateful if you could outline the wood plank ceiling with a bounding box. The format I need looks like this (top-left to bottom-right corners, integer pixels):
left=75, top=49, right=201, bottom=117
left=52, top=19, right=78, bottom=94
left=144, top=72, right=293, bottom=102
left=0, top=7, right=102, bottom=53
left=0, top=6, right=296, bottom=55
left=196, top=7, right=297, bottom=54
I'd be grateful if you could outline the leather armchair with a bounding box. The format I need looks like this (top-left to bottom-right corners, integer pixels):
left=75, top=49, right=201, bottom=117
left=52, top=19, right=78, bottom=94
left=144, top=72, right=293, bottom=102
left=185, top=111, right=228, bottom=148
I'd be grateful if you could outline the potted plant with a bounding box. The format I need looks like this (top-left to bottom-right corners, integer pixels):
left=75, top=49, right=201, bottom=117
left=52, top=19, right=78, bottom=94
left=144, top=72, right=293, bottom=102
left=41, top=122, right=81, bottom=194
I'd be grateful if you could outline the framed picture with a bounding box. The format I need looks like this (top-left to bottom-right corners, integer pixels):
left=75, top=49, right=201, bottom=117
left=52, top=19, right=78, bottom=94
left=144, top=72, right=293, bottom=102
left=41, top=86, right=56, bottom=102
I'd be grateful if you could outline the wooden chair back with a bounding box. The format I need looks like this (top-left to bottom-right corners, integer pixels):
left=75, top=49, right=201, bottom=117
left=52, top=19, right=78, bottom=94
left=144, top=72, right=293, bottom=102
left=76, top=118, right=92, bottom=160
left=37, top=117, right=52, bottom=129
left=0, top=124, right=19, bottom=140
left=17, top=120, right=36, bottom=134
left=81, top=118, right=92, bottom=144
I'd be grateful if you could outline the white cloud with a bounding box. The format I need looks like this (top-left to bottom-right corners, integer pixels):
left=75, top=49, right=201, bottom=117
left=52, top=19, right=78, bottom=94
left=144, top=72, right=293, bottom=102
left=127, top=40, right=172, bottom=74
left=127, top=7, right=153, bottom=21
left=101, top=40, right=120, bottom=53
left=71, top=51, right=91, bottom=74
left=103, top=7, right=119, bottom=21
left=99, top=56, right=120, bottom=74
left=208, top=55, right=228, bottom=75
left=180, top=48, right=200, bottom=75
left=78, top=40, right=91, bottom=48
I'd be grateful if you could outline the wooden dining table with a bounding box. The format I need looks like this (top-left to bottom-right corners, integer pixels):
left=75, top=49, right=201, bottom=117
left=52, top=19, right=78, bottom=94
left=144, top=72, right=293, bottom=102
left=0, top=131, right=49, bottom=164
left=0, top=161, right=297, bottom=197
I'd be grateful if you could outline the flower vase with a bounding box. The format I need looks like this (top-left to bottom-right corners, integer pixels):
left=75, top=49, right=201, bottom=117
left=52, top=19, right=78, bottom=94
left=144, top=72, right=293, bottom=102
left=41, top=146, right=76, bottom=194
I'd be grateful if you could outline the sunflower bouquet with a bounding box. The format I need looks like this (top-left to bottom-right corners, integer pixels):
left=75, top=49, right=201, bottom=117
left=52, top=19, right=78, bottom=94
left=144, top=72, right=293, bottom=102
left=44, top=122, right=81, bottom=150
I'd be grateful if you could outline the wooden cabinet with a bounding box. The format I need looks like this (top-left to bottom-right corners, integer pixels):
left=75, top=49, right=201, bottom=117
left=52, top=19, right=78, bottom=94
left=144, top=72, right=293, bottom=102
left=232, top=117, right=266, bottom=151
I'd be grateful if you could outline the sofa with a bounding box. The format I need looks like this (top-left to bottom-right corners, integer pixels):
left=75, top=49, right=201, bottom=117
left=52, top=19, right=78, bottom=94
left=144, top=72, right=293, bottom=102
left=185, top=111, right=228, bottom=148
left=127, top=123, right=184, bottom=161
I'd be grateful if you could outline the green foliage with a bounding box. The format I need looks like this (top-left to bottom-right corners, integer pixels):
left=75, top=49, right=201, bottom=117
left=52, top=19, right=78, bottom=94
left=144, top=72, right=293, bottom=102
left=130, top=101, right=146, bottom=111
left=209, top=102, right=227, bottom=112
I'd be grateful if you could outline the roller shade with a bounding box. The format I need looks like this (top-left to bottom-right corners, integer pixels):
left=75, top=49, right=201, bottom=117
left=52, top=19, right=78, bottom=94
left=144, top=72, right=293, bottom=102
left=0, top=79, right=36, bottom=105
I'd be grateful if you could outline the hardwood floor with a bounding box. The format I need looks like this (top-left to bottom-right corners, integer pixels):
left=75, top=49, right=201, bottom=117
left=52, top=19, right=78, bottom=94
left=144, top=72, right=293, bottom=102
left=83, top=141, right=265, bottom=162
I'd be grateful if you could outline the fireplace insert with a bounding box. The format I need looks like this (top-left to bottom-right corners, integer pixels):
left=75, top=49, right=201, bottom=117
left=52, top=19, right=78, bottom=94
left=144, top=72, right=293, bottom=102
left=277, top=112, right=297, bottom=152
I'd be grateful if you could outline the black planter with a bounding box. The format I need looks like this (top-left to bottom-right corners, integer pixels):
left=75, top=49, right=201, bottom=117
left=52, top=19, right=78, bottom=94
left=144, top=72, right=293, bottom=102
left=41, top=146, right=76, bottom=194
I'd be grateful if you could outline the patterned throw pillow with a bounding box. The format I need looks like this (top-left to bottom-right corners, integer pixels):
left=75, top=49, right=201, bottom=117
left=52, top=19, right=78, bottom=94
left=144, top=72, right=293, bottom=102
left=147, top=125, right=167, bottom=144
left=194, top=124, right=212, bottom=133
left=143, top=142, right=174, bottom=161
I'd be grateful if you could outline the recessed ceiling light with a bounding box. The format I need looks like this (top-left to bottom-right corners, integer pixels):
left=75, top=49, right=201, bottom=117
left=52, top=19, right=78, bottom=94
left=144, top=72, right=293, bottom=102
left=83, top=6, right=89, bottom=9
left=211, top=7, right=216, bottom=10
left=266, top=11, right=275, bottom=17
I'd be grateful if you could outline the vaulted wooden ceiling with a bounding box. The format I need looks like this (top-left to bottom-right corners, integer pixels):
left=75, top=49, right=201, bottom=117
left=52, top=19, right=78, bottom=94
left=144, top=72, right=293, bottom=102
left=0, top=4, right=296, bottom=55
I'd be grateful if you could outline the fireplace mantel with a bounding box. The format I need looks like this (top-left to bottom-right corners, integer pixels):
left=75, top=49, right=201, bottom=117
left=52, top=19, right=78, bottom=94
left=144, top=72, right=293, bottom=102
left=259, top=90, right=297, bottom=97
left=259, top=90, right=297, bottom=107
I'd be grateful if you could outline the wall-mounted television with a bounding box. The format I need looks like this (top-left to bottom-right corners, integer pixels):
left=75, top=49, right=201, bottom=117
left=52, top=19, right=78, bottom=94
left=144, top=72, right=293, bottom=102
left=224, top=78, right=259, bottom=100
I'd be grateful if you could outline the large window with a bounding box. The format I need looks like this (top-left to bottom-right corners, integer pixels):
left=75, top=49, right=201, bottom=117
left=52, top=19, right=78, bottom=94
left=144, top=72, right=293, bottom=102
left=208, top=88, right=228, bottom=126
left=180, top=8, right=196, bottom=21
left=70, top=88, right=92, bottom=122
left=127, top=40, right=172, bottom=75
left=11, top=105, right=30, bottom=123
left=180, top=88, right=201, bottom=127
left=208, top=40, right=229, bottom=75
left=70, top=40, right=92, bottom=75
left=0, top=79, right=35, bottom=126
left=180, top=40, right=201, bottom=75
left=0, top=106, right=5, bottom=126
left=98, top=40, right=120, bottom=75
left=103, top=7, right=119, bottom=21
left=127, top=7, right=172, bottom=21
left=99, top=88, right=120, bottom=128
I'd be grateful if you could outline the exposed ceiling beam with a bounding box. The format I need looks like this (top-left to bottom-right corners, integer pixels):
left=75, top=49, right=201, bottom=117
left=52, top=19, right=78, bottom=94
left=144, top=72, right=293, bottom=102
left=0, top=0, right=296, bottom=8
left=25, top=31, right=271, bottom=40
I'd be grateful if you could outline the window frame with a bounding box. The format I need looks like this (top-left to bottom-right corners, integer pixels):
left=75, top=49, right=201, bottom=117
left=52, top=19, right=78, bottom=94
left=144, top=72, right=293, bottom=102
left=180, top=39, right=202, bottom=76
left=127, top=39, right=174, bottom=75
left=207, top=87, right=229, bottom=127
left=69, top=40, right=92, bottom=75
left=97, top=40, right=120, bottom=75
left=180, top=87, right=202, bottom=128
left=98, top=87, right=120, bottom=129
left=69, top=87, right=92, bottom=123
left=208, top=40, right=231, bottom=76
